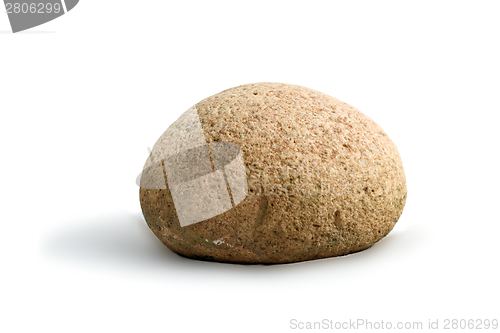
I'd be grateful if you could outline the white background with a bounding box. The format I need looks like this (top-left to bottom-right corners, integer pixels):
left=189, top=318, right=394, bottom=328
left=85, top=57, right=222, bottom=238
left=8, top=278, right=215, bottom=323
left=1, top=1, right=499, bottom=332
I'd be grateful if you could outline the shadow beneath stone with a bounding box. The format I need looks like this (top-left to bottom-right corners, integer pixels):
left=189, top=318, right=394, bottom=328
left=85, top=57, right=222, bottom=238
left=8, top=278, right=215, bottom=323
left=42, top=212, right=423, bottom=279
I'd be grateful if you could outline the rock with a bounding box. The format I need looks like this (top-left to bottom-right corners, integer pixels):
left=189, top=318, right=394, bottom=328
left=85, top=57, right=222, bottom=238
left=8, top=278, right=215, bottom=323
left=139, top=82, right=407, bottom=264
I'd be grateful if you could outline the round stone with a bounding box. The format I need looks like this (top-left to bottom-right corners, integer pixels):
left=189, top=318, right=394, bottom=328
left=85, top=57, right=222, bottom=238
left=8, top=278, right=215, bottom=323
left=139, top=82, right=407, bottom=264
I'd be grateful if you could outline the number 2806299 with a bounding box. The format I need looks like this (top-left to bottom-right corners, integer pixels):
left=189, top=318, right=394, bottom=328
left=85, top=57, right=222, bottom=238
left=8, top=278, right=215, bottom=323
left=5, top=3, right=62, bottom=14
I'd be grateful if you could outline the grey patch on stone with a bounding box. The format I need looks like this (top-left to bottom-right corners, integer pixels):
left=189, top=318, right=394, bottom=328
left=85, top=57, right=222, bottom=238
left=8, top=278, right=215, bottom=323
left=170, top=170, right=233, bottom=227
left=139, top=106, right=248, bottom=227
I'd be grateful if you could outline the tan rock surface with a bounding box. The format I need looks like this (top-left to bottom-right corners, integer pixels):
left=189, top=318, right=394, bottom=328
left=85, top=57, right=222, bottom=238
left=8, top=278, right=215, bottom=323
left=140, top=82, right=407, bottom=264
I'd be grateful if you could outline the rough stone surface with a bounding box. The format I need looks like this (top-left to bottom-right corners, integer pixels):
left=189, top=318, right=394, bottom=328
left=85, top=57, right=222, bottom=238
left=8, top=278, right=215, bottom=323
left=140, top=82, right=407, bottom=264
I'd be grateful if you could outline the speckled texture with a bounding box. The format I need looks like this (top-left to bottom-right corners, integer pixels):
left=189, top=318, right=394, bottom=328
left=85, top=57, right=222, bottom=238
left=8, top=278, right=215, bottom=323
left=140, top=83, right=407, bottom=264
